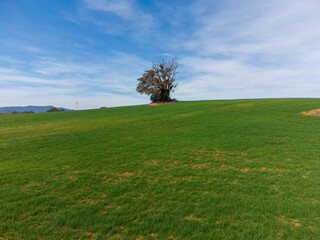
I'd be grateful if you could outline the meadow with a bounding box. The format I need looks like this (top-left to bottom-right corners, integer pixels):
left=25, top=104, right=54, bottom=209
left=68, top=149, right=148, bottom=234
left=0, top=98, right=319, bottom=239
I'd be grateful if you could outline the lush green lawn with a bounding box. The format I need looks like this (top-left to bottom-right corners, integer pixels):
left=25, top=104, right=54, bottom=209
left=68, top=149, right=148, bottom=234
left=1, top=99, right=320, bottom=239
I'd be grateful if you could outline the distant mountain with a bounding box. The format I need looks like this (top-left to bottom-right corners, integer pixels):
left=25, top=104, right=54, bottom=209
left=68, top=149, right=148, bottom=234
left=0, top=106, right=73, bottom=114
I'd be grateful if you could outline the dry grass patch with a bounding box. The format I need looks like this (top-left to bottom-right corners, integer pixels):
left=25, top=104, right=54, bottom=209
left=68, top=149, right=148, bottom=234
left=120, top=226, right=127, bottom=234
left=260, top=167, right=289, bottom=172
left=78, top=198, right=99, bottom=205
left=192, top=149, right=247, bottom=162
left=105, top=205, right=121, bottom=210
left=103, top=171, right=136, bottom=184
left=136, top=234, right=144, bottom=240
left=301, top=109, right=320, bottom=115
left=144, top=159, right=159, bottom=166
left=54, top=169, right=81, bottom=181
left=184, top=214, right=203, bottom=222
left=212, top=165, right=290, bottom=173
left=212, top=164, right=250, bottom=172
left=278, top=216, right=301, bottom=227
left=147, top=100, right=178, bottom=106
left=230, top=179, right=239, bottom=184
left=86, top=232, right=96, bottom=238
left=192, top=162, right=210, bottom=169
left=105, top=233, right=122, bottom=240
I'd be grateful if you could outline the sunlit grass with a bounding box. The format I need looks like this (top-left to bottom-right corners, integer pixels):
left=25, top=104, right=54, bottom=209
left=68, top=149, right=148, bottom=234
left=0, top=99, right=320, bottom=239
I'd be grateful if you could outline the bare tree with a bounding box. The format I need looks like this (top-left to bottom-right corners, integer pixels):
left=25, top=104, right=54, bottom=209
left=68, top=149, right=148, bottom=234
left=136, top=57, right=178, bottom=102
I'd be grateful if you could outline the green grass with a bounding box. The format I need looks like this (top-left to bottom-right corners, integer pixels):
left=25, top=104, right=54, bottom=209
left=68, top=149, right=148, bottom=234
left=1, top=98, right=320, bottom=239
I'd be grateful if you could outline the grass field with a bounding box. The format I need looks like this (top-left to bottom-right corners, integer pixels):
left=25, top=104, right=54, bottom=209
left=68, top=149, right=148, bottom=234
left=1, top=98, right=320, bottom=239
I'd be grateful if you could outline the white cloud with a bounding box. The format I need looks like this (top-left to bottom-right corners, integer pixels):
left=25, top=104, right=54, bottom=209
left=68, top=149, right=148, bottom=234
left=3, top=0, right=320, bottom=109
left=0, top=52, right=151, bottom=109
left=185, top=0, right=320, bottom=57
left=0, top=87, right=148, bottom=109
left=174, top=0, right=320, bottom=100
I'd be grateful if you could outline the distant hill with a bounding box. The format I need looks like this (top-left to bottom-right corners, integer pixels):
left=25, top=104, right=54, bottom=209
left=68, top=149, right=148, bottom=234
left=0, top=105, right=73, bottom=114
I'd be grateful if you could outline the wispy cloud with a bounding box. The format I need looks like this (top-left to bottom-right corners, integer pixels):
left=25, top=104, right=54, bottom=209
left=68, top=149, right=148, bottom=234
left=2, top=0, right=320, bottom=109
left=84, top=0, right=134, bottom=19
left=185, top=0, right=320, bottom=61
left=81, top=0, right=156, bottom=38
left=174, top=0, right=320, bottom=100
left=0, top=51, right=149, bottom=109
left=177, top=56, right=318, bottom=100
left=0, top=86, right=147, bottom=109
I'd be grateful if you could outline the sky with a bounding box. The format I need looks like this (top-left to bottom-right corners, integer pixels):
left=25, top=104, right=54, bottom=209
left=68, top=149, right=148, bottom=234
left=1, top=0, right=320, bottom=110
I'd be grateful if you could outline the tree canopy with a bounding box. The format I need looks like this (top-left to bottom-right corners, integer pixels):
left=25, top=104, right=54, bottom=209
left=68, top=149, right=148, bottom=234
left=136, top=57, right=178, bottom=102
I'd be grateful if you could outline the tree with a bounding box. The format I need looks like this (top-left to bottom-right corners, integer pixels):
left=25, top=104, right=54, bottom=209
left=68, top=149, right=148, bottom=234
left=136, top=57, right=178, bottom=102
left=47, top=107, right=64, bottom=112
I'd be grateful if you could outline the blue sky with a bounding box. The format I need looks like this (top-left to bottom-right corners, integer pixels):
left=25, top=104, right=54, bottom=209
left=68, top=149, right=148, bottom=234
left=1, top=0, right=320, bottom=109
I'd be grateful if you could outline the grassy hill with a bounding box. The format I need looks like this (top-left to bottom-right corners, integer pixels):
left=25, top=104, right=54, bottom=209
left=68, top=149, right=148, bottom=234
left=1, top=98, right=320, bottom=239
